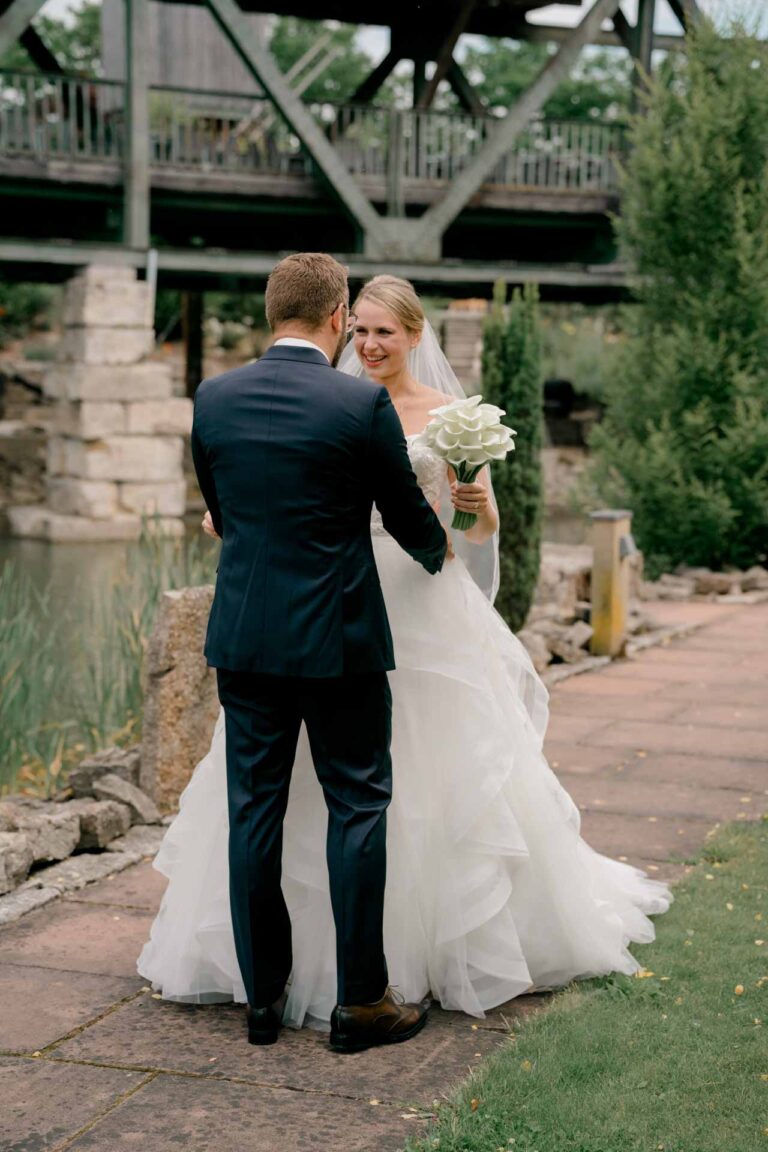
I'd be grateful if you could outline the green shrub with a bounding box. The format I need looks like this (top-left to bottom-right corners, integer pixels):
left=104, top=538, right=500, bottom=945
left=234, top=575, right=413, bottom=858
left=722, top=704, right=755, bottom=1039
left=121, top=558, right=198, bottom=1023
left=482, top=282, right=544, bottom=631
left=588, top=20, right=768, bottom=576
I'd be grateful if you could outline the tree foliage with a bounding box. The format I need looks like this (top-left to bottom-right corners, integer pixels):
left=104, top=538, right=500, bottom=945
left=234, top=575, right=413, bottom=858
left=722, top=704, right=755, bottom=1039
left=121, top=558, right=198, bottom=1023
left=588, top=21, right=768, bottom=576
left=0, top=1, right=101, bottom=73
left=482, top=282, right=544, bottom=631
left=268, top=17, right=372, bottom=104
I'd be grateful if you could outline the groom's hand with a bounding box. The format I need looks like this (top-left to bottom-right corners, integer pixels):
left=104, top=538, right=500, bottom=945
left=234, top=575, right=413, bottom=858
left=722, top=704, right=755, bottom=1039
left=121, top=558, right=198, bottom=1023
left=202, top=510, right=220, bottom=540
left=443, top=528, right=455, bottom=562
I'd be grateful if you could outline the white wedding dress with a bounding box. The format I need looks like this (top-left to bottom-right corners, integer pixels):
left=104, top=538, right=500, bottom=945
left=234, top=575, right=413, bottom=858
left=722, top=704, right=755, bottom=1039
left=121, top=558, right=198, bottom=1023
left=138, top=435, right=671, bottom=1027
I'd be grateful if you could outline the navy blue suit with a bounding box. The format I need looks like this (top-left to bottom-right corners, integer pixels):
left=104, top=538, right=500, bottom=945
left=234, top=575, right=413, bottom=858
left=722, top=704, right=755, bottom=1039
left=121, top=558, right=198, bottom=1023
left=191, top=343, right=447, bottom=1007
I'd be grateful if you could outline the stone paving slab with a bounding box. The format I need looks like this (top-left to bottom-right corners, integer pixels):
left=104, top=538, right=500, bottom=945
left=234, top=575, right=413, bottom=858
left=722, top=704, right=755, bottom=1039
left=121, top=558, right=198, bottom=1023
left=53, top=993, right=507, bottom=1106
left=0, top=961, right=141, bottom=1052
left=65, top=859, right=168, bottom=910
left=0, top=899, right=154, bottom=978
left=2, top=1055, right=149, bottom=1152
left=556, top=773, right=753, bottom=823
left=60, top=1069, right=420, bottom=1152
left=586, top=718, right=767, bottom=761
left=577, top=811, right=707, bottom=863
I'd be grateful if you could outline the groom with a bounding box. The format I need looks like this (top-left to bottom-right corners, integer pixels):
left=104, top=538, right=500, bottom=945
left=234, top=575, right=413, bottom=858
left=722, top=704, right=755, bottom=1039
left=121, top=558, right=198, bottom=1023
left=191, top=252, right=449, bottom=1053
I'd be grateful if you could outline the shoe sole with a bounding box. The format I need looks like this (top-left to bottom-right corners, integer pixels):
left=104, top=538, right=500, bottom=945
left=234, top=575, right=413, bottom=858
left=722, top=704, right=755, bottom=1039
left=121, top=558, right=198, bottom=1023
left=248, top=1029, right=280, bottom=1046
left=329, top=1011, right=428, bottom=1054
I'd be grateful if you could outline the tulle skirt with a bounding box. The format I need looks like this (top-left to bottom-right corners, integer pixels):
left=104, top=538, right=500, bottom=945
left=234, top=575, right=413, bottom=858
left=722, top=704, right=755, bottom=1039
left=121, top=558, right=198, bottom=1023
left=138, top=537, right=671, bottom=1026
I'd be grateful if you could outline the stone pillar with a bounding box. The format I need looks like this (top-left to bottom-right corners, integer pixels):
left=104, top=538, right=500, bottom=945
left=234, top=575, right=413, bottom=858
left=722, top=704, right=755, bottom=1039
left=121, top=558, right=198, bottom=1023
left=8, top=266, right=192, bottom=542
left=440, top=300, right=487, bottom=394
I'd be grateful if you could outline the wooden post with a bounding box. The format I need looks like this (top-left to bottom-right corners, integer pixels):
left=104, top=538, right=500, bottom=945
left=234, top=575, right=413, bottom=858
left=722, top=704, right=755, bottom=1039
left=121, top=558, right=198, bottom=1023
left=124, top=0, right=150, bottom=250
left=182, top=291, right=204, bottom=399
left=0, top=0, right=48, bottom=58
left=386, top=109, right=404, bottom=218
left=590, top=510, right=634, bottom=657
left=412, top=58, right=427, bottom=107
left=632, top=0, right=656, bottom=113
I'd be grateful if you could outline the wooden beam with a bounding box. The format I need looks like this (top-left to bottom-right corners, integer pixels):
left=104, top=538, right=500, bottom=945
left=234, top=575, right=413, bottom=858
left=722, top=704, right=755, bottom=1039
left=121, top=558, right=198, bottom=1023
left=417, top=0, right=622, bottom=251
left=415, top=0, right=478, bottom=110
left=636, top=0, right=656, bottom=74
left=0, top=0, right=47, bottom=57
left=204, top=0, right=381, bottom=243
left=182, top=290, right=204, bottom=397
left=350, top=47, right=401, bottom=104
left=611, top=9, right=637, bottom=54
left=667, top=0, right=704, bottom=32
left=125, top=0, right=150, bottom=249
left=510, top=19, right=683, bottom=52
left=446, top=59, right=488, bottom=116
left=19, top=26, right=63, bottom=72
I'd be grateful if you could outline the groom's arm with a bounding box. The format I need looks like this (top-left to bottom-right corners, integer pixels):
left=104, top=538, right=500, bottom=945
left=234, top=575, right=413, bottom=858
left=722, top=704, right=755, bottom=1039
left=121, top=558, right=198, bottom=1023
left=367, top=389, right=447, bottom=575
left=191, top=396, right=223, bottom=539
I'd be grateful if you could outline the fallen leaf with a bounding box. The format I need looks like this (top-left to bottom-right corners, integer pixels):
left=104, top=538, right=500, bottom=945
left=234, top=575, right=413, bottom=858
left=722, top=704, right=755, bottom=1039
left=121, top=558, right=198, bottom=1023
left=735, top=985, right=745, bottom=995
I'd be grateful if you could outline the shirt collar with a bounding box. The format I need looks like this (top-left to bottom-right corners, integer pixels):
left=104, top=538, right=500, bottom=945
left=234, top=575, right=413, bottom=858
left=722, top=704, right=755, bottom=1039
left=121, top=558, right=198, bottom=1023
left=273, top=337, right=329, bottom=363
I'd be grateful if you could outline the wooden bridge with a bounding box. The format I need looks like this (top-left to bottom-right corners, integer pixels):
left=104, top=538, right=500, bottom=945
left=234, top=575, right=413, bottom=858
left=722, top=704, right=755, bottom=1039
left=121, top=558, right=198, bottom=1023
left=0, top=0, right=702, bottom=297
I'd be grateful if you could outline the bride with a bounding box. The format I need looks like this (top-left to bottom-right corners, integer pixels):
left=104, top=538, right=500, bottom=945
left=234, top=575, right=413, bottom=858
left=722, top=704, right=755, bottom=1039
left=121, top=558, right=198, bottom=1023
left=138, top=275, right=671, bottom=1026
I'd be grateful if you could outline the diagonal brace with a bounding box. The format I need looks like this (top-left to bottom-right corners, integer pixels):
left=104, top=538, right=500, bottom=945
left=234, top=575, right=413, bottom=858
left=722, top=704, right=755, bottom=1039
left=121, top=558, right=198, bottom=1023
left=416, top=0, right=622, bottom=251
left=205, top=0, right=382, bottom=243
left=0, top=0, right=49, bottom=57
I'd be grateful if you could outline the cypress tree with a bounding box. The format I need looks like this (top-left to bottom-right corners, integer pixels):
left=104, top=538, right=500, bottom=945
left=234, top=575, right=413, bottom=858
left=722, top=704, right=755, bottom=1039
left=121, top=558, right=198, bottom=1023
left=482, top=282, right=544, bottom=631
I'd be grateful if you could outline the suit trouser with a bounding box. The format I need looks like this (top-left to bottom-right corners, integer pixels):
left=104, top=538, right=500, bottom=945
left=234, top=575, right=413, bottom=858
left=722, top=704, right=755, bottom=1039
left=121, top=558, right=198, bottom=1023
left=216, top=668, right=392, bottom=1009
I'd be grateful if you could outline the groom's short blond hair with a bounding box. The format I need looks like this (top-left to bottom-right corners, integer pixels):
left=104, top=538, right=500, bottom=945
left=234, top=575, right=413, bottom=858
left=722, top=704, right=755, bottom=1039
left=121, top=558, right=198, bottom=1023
left=266, top=252, right=349, bottom=332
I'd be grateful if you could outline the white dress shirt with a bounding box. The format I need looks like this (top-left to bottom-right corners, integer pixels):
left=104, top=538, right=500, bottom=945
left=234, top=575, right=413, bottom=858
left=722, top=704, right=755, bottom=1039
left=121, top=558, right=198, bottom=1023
left=273, top=337, right=329, bottom=363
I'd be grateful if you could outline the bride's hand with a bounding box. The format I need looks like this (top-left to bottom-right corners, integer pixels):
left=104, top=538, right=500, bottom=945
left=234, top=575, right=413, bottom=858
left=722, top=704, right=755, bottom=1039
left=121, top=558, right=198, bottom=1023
left=450, top=480, right=489, bottom=517
left=202, top=510, right=220, bottom=539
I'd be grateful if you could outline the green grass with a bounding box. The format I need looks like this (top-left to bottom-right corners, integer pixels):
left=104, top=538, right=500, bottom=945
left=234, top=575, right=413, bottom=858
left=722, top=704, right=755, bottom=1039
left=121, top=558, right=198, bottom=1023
left=408, top=820, right=768, bottom=1152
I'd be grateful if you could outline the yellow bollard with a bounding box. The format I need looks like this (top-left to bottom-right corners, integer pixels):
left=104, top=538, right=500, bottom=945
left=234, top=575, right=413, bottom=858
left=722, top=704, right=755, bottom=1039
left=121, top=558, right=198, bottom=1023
left=590, top=509, right=636, bottom=657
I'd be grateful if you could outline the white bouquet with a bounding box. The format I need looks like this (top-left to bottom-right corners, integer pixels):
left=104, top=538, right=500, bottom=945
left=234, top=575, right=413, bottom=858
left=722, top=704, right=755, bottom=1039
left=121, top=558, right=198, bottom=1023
left=417, top=395, right=516, bottom=531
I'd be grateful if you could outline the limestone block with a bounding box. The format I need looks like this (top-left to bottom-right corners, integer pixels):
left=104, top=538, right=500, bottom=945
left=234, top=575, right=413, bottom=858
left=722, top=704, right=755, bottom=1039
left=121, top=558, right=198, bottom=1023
left=517, top=629, right=551, bottom=674
left=69, top=745, right=142, bottom=796
left=106, top=824, right=165, bottom=856
left=44, top=512, right=143, bottom=543
left=59, top=436, right=183, bottom=483
left=0, top=802, right=18, bottom=833
left=549, top=620, right=594, bottom=664
left=20, top=850, right=141, bottom=895
left=742, top=565, right=768, bottom=592
left=63, top=278, right=154, bottom=329
left=6, top=505, right=50, bottom=538
left=44, top=362, right=174, bottom=402
left=59, top=326, right=154, bottom=366
left=0, top=885, right=59, bottom=924
left=0, top=832, right=34, bottom=895
left=14, top=810, right=80, bottom=864
left=47, top=436, right=68, bottom=476
left=124, top=398, right=193, bottom=436
left=74, top=265, right=136, bottom=285
left=119, top=480, right=187, bottom=517
left=67, top=799, right=132, bottom=849
left=52, top=401, right=127, bottom=439
left=93, top=773, right=161, bottom=825
left=48, top=478, right=119, bottom=519
left=141, top=585, right=219, bottom=812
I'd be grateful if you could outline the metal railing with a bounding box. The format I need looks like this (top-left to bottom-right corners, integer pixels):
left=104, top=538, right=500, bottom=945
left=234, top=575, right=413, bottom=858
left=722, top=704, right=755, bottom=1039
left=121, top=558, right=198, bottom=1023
left=0, top=70, right=625, bottom=194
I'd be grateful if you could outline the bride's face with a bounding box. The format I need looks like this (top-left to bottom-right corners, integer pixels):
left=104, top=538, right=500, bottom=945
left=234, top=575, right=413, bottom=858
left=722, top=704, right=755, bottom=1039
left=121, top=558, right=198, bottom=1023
left=353, top=299, right=418, bottom=383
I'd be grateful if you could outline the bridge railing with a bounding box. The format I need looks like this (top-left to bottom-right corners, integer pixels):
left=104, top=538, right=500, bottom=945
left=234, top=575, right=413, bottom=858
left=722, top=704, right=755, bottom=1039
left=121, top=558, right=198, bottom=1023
left=0, top=69, right=625, bottom=194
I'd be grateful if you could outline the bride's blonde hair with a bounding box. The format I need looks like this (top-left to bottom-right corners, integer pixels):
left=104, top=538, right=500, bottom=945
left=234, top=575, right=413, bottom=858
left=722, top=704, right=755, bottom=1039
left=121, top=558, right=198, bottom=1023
left=352, top=275, right=425, bottom=339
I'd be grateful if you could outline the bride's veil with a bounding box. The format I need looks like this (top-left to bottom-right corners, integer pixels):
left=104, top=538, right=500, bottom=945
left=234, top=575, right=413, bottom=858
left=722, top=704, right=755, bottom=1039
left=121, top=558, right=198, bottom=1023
left=338, top=317, right=501, bottom=604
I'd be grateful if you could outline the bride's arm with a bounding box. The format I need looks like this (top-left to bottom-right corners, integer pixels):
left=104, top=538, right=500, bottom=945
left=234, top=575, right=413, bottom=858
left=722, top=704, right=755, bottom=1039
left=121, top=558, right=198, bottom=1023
left=449, top=466, right=498, bottom=545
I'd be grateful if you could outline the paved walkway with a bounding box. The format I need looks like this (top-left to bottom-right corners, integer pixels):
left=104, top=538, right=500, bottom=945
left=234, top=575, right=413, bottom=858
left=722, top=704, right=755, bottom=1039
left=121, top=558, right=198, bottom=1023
left=2, top=601, right=767, bottom=1152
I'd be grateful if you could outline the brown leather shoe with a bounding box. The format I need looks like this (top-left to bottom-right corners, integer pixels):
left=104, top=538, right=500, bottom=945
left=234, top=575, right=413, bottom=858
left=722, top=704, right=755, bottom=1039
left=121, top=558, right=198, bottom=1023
left=330, top=987, right=429, bottom=1054
left=246, top=990, right=288, bottom=1046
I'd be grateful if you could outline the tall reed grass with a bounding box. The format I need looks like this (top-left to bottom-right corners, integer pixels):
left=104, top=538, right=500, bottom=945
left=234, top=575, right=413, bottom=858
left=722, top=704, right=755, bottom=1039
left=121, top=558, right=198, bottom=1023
left=0, top=524, right=215, bottom=795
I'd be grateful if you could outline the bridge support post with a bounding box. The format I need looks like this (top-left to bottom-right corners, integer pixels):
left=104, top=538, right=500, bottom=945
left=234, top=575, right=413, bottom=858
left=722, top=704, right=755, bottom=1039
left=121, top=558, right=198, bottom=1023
left=124, top=0, right=150, bottom=251
left=8, top=266, right=192, bottom=542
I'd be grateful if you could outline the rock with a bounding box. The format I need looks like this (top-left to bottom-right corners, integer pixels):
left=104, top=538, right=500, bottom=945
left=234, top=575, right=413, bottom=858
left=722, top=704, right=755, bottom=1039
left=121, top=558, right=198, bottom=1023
left=681, top=568, right=740, bottom=596
left=141, top=585, right=220, bottom=813
left=741, top=565, right=768, bottom=592
left=549, top=620, right=594, bottom=664
left=59, top=326, right=154, bottom=366
left=8, top=506, right=144, bottom=542
left=0, top=802, right=19, bottom=833
left=69, top=745, right=142, bottom=796
left=51, top=402, right=127, bottom=440
left=0, top=832, right=35, bottom=894
left=48, top=478, right=120, bottom=518
left=66, top=799, right=132, bottom=849
left=641, top=574, right=696, bottom=601
left=106, top=824, right=165, bottom=856
left=124, top=398, right=193, bottom=436
left=14, top=810, right=80, bottom=864
left=93, top=774, right=160, bottom=825
left=47, top=435, right=183, bottom=483
left=118, top=480, right=187, bottom=517
left=0, top=885, right=59, bottom=926
left=63, top=271, right=154, bottom=329
left=517, top=629, right=552, bottom=674
left=534, top=543, right=593, bottom=621
left=21, top=850, right=142, bottom=894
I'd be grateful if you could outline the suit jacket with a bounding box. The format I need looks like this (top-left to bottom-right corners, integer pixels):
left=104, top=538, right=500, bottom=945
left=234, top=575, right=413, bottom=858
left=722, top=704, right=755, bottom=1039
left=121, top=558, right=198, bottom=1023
left=191, top=343, right=447, bottom=677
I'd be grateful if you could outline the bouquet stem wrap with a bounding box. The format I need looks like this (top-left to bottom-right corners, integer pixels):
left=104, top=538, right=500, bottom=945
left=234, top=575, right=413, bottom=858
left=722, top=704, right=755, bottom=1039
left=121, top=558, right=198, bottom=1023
left=451, top=465, right=484, bottom=531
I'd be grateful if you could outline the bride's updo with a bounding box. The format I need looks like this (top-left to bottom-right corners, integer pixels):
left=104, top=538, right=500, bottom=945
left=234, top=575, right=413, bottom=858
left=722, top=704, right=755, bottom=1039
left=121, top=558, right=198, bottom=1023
left=352, top=275, right=425, bottom=341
